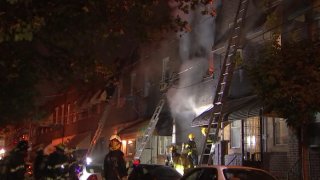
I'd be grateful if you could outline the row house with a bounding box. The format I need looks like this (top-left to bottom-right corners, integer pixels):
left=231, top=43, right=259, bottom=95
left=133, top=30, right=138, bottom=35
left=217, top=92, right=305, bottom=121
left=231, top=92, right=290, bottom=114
left=102, top=34, right=183, bottom=164
left=28, top=86, right=108, bottom=159
left=191, top=0, right=320, bottom=180
left=103, top=0, right=224, bottom=164
left=23, top=2, right=320, bottom=180
left=102, top=0, right=320, bottom=180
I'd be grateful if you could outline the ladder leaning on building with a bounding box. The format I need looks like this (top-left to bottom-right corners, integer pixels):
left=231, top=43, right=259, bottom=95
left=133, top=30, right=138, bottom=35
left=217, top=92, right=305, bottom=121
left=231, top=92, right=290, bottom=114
left=134, top=57, right=174, bottom=160
left=86, top=86, right=117, bottom=159
left=199, top=0, right=249, bottom=165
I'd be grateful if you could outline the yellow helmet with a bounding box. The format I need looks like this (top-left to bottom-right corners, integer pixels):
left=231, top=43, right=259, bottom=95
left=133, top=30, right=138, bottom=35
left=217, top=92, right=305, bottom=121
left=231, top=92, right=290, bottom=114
left=201, top=127, right=208, bottom=136
left=188, top=133, right=195, bottom=139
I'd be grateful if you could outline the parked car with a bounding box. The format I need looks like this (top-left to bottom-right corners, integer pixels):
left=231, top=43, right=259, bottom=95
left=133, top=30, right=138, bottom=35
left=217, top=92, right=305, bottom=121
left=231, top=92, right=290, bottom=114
left=128, top=164, right=182, bottom=180
left=78, top=164, right=103, bottom=180
left=181, top=165, right=277, bottom=180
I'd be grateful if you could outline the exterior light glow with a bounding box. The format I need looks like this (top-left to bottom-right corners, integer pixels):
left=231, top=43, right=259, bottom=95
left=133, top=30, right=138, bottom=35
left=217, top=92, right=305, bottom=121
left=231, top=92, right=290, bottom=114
left=86, top=157, right=92, bottom=165
left=251, top=136, right=256, bottom=146
left=0, top=148, right=5, bottom=154
left=122, top=140, right=127, bottom=145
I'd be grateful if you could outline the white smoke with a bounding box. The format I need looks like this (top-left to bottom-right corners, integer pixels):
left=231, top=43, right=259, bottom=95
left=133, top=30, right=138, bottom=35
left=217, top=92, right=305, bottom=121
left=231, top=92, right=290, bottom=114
left=168, top=3, right=215, bottom=118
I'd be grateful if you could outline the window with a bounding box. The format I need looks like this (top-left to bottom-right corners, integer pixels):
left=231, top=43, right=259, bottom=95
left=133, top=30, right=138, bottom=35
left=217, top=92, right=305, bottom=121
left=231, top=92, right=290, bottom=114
left=182, top=169, right=203, bottom=180
left=243, top=117, right=261, bottom=161
left=223, top=168, right=275, bottom=180
left=158, top=136, right=172, bottom=155
left=66, top=104, right=70, bottom=124
left=231, top=120, right=241, bottom=148
left=72, top=101, right=77, bottom=123
left=162, top=57, right=170, bottom=80
left=61, top=104, right=65, bottom=124
left=315, top=11, right=320, bottom=40
left=55, top=107, right=59, bottom=124
left=126, top=139, right=136, bottom=156
left=122, top=139, right=136, bottom=156
left=198, top=168, right=218, bottom=180
left=159, top=57, right=170, bottom=92
left=143, top=68, right=150, bottom=97
left=274, top=118, right=288, bottom=145
left=130, top=72, right=136, bottom=95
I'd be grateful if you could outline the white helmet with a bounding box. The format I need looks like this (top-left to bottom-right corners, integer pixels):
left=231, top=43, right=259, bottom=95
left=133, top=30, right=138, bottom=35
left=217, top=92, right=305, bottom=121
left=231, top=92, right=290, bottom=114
left=110, top=135, right=121, bottom=142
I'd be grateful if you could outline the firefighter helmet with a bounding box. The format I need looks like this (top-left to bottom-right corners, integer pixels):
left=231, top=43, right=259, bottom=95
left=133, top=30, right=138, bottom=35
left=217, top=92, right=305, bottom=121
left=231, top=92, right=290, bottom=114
left=109, top=134, right=122, bottom=142
left=188, top=133, right=195, bottom=139
left=201, top=127, right=208, bottom=136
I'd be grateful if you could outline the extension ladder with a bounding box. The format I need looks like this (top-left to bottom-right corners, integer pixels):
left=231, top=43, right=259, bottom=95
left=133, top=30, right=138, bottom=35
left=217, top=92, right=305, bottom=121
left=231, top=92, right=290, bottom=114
left=134, top=98, right=165, bottom=160
left=86, top=89, right=116, bottom=158
left=199, top=0, right=249, bottom=165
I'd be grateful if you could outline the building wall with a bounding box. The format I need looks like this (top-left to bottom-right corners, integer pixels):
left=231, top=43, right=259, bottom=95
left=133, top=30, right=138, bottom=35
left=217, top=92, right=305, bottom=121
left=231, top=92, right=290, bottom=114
left=263, top=152, right=288, bottom=180
left=221, top=116, right=291, bottom=179
left=210, top=1, right=318, bottom=180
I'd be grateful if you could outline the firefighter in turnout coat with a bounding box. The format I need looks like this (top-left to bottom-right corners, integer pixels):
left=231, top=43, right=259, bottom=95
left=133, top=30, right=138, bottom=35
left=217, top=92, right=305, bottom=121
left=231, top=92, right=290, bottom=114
left=184, top=133, right=198, bottom=168
left=2, top=140, right=29, bottom=180
left=45, top=144, right=69, bottom=179
left=104, top=135, right=127, bottom=180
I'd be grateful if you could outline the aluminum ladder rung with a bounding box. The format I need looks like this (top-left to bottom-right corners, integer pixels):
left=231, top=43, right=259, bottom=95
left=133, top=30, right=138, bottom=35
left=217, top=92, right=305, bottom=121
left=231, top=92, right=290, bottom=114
left=215, top=102, right=222, bottom=105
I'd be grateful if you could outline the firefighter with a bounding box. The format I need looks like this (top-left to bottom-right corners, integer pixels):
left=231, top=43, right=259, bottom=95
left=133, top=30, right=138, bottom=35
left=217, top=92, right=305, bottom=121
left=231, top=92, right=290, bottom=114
left=170, top=145, right=191, bottom=175
left=33, top=145, right=48, bottom=180
left=165, top=145, right=173, bottom=167
left=184, top=133, right=198, bottom=168
left=105, top=77, right=118, bottom=102
left=201, top=127, right=218, bottom=164
left=4, top=140, right=29, bottom=180
left=128, top=159, right=145, bottom=180
left=66, top=148, right=79, bottom=180
left=104, top=135, right=127, bottom=180
left=170, top=145, right=183, bottom=175
left=45, top=144, right=69, bottom=180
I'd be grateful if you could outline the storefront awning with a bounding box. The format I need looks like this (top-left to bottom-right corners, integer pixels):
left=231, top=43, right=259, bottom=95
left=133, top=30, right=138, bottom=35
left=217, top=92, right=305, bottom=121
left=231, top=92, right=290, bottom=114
left=191, top=95, right=261, bottom=127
